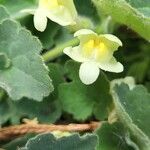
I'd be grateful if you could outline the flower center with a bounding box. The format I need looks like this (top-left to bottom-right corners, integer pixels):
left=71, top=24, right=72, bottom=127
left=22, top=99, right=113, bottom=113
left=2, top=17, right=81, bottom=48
left=39, top=0, right=59, bottom=10
left=83, top=39, right=110, bottom=62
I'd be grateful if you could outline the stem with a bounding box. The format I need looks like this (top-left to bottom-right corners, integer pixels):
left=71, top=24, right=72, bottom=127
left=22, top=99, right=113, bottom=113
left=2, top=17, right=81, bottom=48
left=42, top=38, right=79, bottom=62
left=0, top=122, right=101, bottom=141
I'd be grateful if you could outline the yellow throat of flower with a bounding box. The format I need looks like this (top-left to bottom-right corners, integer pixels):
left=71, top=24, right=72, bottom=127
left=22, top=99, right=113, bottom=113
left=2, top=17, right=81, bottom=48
left=83, top=39, right=111, bottom=62
left=40, top=0, right=59, bottom=10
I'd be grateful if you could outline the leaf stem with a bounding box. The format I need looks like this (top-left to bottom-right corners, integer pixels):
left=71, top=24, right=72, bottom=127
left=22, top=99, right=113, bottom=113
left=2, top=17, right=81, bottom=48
left=42, top=38, right=79, bottom=62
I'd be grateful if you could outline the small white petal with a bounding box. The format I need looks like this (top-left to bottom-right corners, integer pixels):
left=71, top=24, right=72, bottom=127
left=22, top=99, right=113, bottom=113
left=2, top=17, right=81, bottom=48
left=63, top=46, right=87, bottom=62
left=79, top=62, right=100, bottom=85
left=74, top=29, right=97, bottom=37
left=34, top=9, right=47, bottom=32
left=98, top=57, right=124, bottom=73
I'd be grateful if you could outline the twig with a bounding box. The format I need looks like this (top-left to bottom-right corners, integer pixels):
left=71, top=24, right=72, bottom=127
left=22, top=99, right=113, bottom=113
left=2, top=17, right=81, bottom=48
left=0, top=121, right=101, bottom=141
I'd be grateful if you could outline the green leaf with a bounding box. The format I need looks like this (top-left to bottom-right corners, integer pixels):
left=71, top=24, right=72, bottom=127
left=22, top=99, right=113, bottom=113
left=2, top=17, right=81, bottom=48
left=125, top=0, right=150, bottom=7
left=74, top=0, right=99, bottom=22
left=127, top=59, right=149, bottom=83
left=58, top=60, right=112, bottom=121
left=2, top=134, right=36, bottom=150
left=20, top=133, right=98, bottom=150
left=0, top=64, right=63, bottom=125
left=0, top=19, right=53, bottom=101
left=0, top=97, right=10, bottom=125
left=8, top=97, right=61, bottom=124
left=92, top=0, right=150, bottom=41
left=0, top=0, right=37, bottom=18
left=112, top=83, right=150, bottom=150
left=96, top=122, right=137, bottom=150
left=0, top=94, right=61, bottom=125
left=0, top=5, right=9, bottom=21
left=0, top=52, right=11, bottom=69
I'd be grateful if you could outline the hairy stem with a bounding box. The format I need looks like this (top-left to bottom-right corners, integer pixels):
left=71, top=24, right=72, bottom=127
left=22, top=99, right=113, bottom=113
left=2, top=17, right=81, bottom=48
left=42, top=38, right=79, bottom=62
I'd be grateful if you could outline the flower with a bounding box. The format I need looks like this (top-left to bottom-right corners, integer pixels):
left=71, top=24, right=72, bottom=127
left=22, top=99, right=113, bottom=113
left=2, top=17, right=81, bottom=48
left=64, top=29, right=124, bottom=85
left=34, top=0, right=77, bottom=31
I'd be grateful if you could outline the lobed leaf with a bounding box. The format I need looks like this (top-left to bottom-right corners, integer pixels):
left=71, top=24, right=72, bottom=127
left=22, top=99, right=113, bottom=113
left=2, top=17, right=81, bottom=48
left=58, top=60, right=112, bottom=121
left=20, top=133, right=98, bottom=150
left=0, top=64, right=63, bottom=125
left=0, top=16, right=53, bottom=101
left=112, top=83, right=150, bottom=150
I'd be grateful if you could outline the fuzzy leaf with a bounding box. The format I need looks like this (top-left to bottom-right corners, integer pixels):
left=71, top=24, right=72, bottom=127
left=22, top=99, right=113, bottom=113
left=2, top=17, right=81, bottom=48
left=2, top=134, right=36, bottom=150
left=0, top=19, right=53, bottom=101
left=112, top=83, right=150, bottom=150
left=0, top=5, right=9, bottom=21
left=93, top=0, right=150, bottom=41
left=20, top=133, right=98, bottom=150
left=0, top=64, right=63, bottom=125
left=0, top=0, right=37, bottom=17
left=96, top=122, right=137, bottom=150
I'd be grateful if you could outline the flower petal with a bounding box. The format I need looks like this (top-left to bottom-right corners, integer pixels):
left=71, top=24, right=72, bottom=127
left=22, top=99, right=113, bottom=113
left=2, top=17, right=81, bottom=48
left=97, top=57, right=124, bottom=73
left=34, top=8, right=47, bottom=32
left=79, top=62, right=100, bottom=85
left=74, top=29, right=97, bottom=46
left=46, top=6, right=76, bottom=26
left=63, top=46, right=87, bottom=62
left=99, top=34, right=122, bottom=51
left=74, top=29, right=97, bottom=37
left=59, top=0, right=78, bottom=18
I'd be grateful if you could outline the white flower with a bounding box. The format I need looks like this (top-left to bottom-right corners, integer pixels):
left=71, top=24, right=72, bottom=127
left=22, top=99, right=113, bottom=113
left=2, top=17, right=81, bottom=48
left=34, top=0, right=77, bottom=31
left=22, top=0, right=78, bottom=32
left=64, top=29, right=124, bottom=85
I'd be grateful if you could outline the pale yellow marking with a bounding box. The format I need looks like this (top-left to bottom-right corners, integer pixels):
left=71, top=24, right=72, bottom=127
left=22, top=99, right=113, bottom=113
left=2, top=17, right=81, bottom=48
left=82, top=38, right=110, bottom=61
left=39, top=0, right=59, bottom=10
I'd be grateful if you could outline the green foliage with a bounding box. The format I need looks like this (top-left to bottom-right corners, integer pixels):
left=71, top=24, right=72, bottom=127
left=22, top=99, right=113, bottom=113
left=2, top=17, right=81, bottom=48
left=127, top=59, right=149, bottom=82
left=0, top=97, right=61, bottom=124
left=74, top=0, right=99, bottom=22
left=112, top=83, right=150, bottom=150
left=59, top=61, right=112, bottom=120
left=0, top=7, right=53, bottom=101
left=20, top=133, right=98, bottom=150
left=2, top=134, right=36, bottom=150
left=96, top=122, right=136, bottom=150
left=0, top=52, right=11, bottom=69
left=0, top=64, right=63, bottom=125
left=0, top=5, right=9, bottom=21
left=0, top=0, right=149, bottom=149
left=0, top=0, right=37, bottom=17
left=92, top=0, right=150, bottom=41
